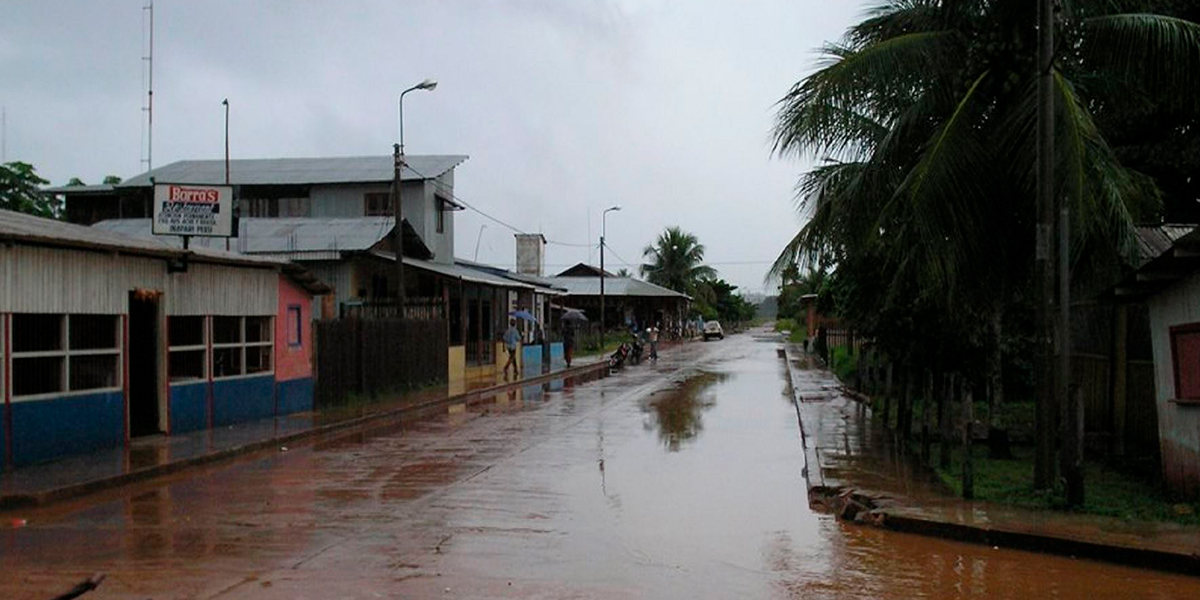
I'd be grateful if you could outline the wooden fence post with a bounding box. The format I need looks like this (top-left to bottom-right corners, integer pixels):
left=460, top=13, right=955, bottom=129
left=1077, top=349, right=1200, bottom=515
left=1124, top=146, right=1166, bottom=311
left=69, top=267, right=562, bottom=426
left=902, top=367, right=913, bottom=442
left=962, top=385, right=975, bottom=500
left=1064, top=384, right=1085, bottom=507
left=939, top=373, right=954, bottom=470
left=922, top=369, right=934, bottom=464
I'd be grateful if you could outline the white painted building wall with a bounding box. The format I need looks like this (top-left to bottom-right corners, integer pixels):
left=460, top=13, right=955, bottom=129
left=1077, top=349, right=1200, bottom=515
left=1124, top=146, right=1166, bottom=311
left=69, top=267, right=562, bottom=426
left=1146, top=272, right=1200, bottom=497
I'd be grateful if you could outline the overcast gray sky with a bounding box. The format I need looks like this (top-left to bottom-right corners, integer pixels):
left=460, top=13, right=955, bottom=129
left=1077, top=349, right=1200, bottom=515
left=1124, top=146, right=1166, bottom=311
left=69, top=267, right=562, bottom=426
left=1, top=0, right=860, bottom=294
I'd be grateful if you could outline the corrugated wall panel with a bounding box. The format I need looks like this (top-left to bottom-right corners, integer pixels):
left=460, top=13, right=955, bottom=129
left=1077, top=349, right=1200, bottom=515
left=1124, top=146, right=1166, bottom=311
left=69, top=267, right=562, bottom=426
left=165, top=263, right=277, bottom=316
left=2, top=244, right=277, bottom=316
left=5, top=246, right=165, bottom=314
left=0, top=244, right=11, bottom=312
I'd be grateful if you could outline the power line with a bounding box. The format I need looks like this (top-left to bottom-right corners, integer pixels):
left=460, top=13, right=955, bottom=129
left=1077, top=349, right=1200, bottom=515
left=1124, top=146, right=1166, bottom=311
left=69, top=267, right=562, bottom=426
left=405, top=163, right=780, bottom=268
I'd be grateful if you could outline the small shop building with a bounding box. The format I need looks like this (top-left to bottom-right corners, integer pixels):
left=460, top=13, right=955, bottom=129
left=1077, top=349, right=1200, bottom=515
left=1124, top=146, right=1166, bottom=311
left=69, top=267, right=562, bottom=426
left=1110, top=225, right=1200, bottom=499
left=0, top=209, right=327, bottom=467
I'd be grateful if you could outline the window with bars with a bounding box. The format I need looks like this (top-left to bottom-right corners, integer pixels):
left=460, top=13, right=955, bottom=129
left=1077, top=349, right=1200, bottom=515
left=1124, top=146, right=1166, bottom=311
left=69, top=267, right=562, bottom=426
left=212, top=316, right=273, bottom=378
left=10, top=314, right=121, bottom=398
left=1170, top=324, right=1200, bottom=401
left=364, top=192, right=392, bottom=216
left=287, top=306, right=302, bottom=347
left=168, top=316, right=206, bottom=382
left=436, top=195, right=448, bottom=233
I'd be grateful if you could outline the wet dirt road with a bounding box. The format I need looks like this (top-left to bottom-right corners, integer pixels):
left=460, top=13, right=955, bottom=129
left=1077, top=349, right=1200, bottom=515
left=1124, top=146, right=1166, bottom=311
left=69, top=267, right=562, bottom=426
left=4, top=330, right=1200, bottom=599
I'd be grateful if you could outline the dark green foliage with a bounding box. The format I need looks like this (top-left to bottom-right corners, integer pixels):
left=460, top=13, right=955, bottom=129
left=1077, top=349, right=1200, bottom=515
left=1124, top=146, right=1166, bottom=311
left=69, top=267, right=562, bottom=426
left=0, top=162, right=59, bottom=218
left=640, top=226, right=717, bottom=296
left=770, top=0, right=1200, bottom=413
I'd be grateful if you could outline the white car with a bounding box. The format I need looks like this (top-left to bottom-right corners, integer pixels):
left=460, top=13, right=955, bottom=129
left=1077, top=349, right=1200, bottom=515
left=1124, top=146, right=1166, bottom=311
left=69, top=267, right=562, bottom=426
left=703, top=321, right=724, bottom=340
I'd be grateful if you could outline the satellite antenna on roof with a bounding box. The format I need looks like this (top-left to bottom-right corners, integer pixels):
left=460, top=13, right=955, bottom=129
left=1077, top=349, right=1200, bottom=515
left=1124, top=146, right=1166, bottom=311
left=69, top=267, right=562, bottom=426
left=140, top=0, right=154, bottom=171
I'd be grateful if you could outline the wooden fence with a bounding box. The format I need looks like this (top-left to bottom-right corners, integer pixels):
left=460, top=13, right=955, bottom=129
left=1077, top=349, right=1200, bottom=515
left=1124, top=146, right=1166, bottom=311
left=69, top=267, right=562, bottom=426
left=314, top=318, right=449, bottom=407
left=1072, top=353, right=1159, bottom=460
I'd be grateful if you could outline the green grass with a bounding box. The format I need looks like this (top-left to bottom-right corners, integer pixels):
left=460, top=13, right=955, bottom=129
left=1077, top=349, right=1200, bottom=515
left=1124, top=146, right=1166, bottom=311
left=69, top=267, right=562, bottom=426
left=788, top=329, right=806, bottom=344
left=774, top=318, right=797, bottom=333
left=830, top=345, right=857, bottom=382
left=930, top=444, right=1200, bottom=526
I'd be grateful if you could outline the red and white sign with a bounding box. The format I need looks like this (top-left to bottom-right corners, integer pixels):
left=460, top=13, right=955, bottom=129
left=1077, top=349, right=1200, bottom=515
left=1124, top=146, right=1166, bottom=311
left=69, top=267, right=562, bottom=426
left=153, top=183, right=233, bottom=237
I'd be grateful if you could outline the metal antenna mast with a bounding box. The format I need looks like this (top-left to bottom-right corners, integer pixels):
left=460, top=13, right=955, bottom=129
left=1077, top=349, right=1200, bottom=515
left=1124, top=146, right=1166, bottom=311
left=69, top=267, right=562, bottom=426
left=141, top=1, right=154, bottom=170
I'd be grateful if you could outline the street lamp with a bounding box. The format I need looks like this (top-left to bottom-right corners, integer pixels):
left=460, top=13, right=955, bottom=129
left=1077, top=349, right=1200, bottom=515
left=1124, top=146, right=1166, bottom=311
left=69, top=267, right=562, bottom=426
left=600, top=205, right=621, bottom=348
left=393, top=78, right=437, bottom=310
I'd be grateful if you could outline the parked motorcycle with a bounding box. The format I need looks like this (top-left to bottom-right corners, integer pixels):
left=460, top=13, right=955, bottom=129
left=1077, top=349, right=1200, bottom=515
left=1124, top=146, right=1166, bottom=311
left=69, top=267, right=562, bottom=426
left=608, top=342, right=630, bottom=369
left=628, top=336, right=644, bottom=364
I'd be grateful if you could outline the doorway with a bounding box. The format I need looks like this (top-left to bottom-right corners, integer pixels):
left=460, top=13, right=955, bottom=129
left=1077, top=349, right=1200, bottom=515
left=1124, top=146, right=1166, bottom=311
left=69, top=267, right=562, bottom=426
left=128, top=291, right=161, bottom=437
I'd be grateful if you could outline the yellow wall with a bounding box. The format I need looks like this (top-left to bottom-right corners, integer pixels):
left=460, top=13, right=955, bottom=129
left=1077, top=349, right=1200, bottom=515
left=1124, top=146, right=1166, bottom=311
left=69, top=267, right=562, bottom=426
left=448, top=345, right=466, bottom=395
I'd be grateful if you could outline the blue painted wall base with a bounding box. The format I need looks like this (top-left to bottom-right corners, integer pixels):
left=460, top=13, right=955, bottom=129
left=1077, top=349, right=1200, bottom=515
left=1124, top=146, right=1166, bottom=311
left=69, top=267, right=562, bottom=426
left=169, top=382, right=208, bottom=434
left=10, top=391, right=124, bottom=466
left=212, top=375, right=276, bottom=427
left=522, top=345, right=543, bottom=378
left=276, top=377, right=314, bottom=415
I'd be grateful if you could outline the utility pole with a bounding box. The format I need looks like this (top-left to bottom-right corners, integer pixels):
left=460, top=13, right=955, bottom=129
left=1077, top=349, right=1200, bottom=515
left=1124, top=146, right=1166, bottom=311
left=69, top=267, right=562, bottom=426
left=1, top=106, right=6, bottom=163
left=395, top=79, right=436, bottom=314
left=392, top=143, right=405, bottom=310
left=142, top=0, right=154, bottom=170
left=1035, top=0, right=1059, bottom=491
left=223, top=99, right=230, bottom=185
left=223, top=98, right=231, bottom=252
left=600, top=206, right=621, bottom=349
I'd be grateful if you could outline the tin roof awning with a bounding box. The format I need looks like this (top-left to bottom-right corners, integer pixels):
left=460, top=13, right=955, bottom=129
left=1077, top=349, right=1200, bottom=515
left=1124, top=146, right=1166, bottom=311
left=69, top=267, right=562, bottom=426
left=1110, top=225, right=1200, bottom=301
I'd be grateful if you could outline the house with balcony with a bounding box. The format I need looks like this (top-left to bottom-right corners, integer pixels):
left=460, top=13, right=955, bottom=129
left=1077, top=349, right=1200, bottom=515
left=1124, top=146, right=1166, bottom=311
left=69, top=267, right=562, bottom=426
left=52, top=155, right=554, bottom=392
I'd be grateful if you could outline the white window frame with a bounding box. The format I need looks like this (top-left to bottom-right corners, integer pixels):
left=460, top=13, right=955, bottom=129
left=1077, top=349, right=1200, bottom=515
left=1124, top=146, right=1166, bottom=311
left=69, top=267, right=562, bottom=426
left=9, top=314, right=123, bottom=402
left=167, top=315, right=208, bottom=384
left=211, top=316, right=274, bottom=381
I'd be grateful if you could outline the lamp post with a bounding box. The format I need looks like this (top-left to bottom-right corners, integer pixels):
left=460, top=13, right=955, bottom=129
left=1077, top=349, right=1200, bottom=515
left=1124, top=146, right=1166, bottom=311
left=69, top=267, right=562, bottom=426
left=393, top=78, right=437, bottom=311
left=600, top=205, right=621, bottom=348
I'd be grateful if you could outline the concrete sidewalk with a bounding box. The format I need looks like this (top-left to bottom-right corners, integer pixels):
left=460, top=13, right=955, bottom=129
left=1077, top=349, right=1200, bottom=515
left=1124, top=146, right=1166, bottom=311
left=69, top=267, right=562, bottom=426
left=781, top=343, right=1200, bottom=575
left=0, top=358, right=611, bottom=512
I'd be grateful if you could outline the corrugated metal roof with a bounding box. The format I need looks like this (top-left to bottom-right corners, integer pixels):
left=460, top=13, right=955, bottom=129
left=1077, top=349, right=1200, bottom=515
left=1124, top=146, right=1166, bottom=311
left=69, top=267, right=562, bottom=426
left=1111, top=225, right=1200, bottom=301
left=1135, top=225, right=1195, bottom=267
left=367, top=251, right=535, bottom=289
left=94, top=217, right=396, bottom=254
left=41, top=184, right=116, bottom=194
left=117, top=155, right=467, bottom=188
left=453, top=259, right=568, bottom=295
left=0, top=209, right=284, bottom=268
left=543, top=276, right=691, bottom=299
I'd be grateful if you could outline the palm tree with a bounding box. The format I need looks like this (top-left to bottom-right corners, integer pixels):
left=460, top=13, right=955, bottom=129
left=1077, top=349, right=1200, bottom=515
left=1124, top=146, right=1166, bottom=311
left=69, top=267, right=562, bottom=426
left=640, top=227, right=717, bottom=296
left=772, top=0, right=1200, bottom=486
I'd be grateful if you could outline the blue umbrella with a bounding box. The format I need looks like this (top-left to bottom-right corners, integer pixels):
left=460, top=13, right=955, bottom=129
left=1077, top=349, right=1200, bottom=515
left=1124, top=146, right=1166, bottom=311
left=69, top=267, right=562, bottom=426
left=510, top=309, right=537, bottom=323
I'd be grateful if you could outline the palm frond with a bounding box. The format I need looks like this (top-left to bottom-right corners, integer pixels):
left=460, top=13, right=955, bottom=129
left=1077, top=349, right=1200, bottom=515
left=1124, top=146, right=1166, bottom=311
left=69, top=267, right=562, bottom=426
left=1080, top=13, right=1200, bottom=109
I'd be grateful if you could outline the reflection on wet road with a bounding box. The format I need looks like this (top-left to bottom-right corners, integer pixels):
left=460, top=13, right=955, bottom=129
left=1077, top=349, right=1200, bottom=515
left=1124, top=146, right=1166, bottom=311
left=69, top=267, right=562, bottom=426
left=3, top=331, right=1200, bottom=598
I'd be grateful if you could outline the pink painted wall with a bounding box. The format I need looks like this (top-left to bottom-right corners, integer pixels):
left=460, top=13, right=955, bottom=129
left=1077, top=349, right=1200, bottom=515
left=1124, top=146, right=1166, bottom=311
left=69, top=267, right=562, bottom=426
left=276, top=275, right=313, bottom=381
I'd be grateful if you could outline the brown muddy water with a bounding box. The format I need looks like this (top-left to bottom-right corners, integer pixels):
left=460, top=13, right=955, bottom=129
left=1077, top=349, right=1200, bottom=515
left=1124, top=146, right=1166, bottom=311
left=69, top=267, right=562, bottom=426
left=1, top=334, right=1199, bottom=599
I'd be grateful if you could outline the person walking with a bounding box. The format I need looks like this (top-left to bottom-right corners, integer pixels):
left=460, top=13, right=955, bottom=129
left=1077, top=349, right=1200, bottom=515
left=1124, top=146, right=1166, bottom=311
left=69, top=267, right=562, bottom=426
left=648, top=323, right=660, bottom=361
left=562, top=322, right=576, bottom=368
left=503, top=319, right=521, bottom=381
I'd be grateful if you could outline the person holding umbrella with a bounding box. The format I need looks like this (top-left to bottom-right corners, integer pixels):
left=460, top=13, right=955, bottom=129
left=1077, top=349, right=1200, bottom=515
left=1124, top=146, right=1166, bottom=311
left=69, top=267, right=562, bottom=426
left=562, top=309, right=588, bottom=367
left=503, top=318, right=521, bottom=381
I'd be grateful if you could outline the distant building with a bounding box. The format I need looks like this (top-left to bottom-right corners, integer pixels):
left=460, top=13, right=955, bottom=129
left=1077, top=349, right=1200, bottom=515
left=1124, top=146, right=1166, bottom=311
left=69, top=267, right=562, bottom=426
left=547, top=263, right=691, bottom=330
left=0, top=208, right=328, bottom=466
